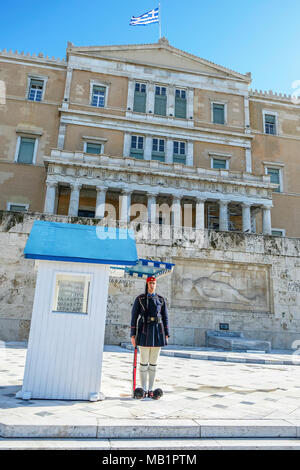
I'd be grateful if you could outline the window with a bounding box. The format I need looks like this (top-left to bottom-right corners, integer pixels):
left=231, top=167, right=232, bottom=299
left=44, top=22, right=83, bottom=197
left=212, top=158, right=228, bottom=169
left=133, top=82, right=147, bottom=113
left=266, top=167, right=281, bottom=192
left=152, top=138, right=165, bottom=162
left=91, top=85, right=106, bottom=107
left=28, top=78, right=44, bottom=102
left=85, top=142, right=102, bottom=155
left=264, top=114, right=276, bottom=134
left=52, top=273, right=91, bottom=315
left=173, top=141, right=186, bottom=164
left=7, top=202, right=29, bottom=212
left=130, top=135, right=144, bottom=159
left=208, top=204, right=219, bottom=230
left=175, top=89, right=187, bottom=119
left=16, top=137, right=37, bottom=164
left=271, top=229, right=285, bottom=237
left=213, top=103, right=225, bottom=124
left=154, top=86, right=167, bottom=116
left=78, top=209, right=96, bottom=218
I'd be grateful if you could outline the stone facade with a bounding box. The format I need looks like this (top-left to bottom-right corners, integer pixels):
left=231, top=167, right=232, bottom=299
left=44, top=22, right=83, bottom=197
left=0, top=211, right=299, bottom=349
left=0, top=39, right=300, bottom=236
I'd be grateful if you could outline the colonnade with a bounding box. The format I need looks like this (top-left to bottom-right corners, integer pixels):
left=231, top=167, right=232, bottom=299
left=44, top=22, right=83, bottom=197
left=44, top=181, right=272, bottom=234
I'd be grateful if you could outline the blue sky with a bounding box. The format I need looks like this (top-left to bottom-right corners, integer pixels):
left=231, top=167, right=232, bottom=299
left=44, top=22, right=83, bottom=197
left=1, top=0, right=300, bottom=95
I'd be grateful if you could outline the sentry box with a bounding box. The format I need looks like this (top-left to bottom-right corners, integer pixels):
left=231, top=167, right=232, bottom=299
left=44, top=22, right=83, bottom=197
left=16, top=220, right=138, bottom=402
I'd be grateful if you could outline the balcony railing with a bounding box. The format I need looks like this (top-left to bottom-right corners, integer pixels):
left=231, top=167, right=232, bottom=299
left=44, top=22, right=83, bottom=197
left=48, top=149, right=272, bottom=187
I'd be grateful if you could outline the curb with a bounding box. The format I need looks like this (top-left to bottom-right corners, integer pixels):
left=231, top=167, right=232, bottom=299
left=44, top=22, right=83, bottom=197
left=0, top=419, right=299, bottom=439
left=120, top=343, right=299, bottom=366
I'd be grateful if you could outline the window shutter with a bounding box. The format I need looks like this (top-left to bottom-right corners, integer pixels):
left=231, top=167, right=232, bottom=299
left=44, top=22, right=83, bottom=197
left=130, top=149, right=144, bottom=159
left=175, top=97, right=187, bottom=118
left=30, top=79, right=44, bottom=87
left=265, top=114, right=275, bottom=124
left=267, top=168, right=280, bottom=192
left=213, top=159, right=227, bottom=169
left=152, top=152, right=165, bottom=162
left=93, top=85, right=106, bottom=94
left=154, top=95, right=167, bottom=116
left=213, top=104, right=225, bottom=124
left=86, top=143, right=102, bottom=155
left=9, top=205, right=27, bottom=212
left=133, top=92, right=146, bottom=113
left=18, top=138, right=35, bottom=164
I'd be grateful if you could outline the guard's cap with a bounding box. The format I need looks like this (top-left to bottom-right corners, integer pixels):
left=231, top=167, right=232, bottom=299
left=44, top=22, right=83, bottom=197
left=146, top=276, right=156, bottom=283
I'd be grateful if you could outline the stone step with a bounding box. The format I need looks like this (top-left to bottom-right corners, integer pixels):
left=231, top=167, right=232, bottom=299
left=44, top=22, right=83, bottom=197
left=1, top=419, right=299, bottom=439
left=1, top=437, right=300, bottom=450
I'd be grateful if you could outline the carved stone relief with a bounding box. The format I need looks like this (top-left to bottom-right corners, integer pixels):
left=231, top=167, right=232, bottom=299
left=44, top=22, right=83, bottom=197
left=172, top=259, right=272, bottom=313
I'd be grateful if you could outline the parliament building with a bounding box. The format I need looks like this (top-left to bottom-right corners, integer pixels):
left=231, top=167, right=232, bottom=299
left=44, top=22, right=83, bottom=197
left=0, top=38, right=300, bottom=347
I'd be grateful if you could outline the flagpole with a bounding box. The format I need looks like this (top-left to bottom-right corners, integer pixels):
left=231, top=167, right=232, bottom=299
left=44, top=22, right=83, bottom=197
left=159, top=2, right=162, bottom=39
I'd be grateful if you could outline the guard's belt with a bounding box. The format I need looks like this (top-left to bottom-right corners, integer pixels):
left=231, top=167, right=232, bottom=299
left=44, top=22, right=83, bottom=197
left=143, top=316, right=162, bottom=324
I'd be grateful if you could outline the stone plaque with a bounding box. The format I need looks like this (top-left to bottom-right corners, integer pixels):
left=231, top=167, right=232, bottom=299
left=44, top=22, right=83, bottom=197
left=53, top=274, right=90, bottom=314
left=172, top=259, right=272, bottom=313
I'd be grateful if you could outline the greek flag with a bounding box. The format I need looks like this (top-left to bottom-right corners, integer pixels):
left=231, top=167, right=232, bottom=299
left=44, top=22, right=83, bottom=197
left=130, top=7, right=159, bottom=26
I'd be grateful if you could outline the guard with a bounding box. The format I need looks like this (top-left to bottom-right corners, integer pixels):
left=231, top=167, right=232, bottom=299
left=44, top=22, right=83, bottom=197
left=130, top=276, right=169, bottom=399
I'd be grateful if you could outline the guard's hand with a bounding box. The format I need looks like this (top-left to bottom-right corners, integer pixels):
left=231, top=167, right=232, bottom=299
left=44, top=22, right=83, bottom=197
left=166, top=335, right=169, bottom=345
left=131, top=336, right=136, bottom=348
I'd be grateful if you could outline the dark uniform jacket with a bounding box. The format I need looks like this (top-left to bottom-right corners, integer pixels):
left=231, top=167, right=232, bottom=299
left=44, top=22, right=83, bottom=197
left=130, top=293, right=169, bottom=347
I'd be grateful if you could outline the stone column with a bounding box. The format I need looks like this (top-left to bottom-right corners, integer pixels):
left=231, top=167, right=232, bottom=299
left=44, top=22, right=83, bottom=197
left=244, top=96, right=250, bottom=129
left=57, top=123, right=66, bottom=150
left=120, top=189, right=132, bottom=223
left=186, top=141, right=194, bottom=166
left=195, top=198, right=206, bottom=230
left=44, top=182, right=57, bottom=214
left=219, top=200, right=229, bottom=231
left=123, top=133, right=131, bottom=157
left=251, top=211, right=257, bottom=234
left=62, top=67, right=73, bottom=110
left=245, top=147, right=252, bottom=173
left=144, top=136, right=152, bottom=161
left=166, top=139, right=173, bottom=163
left=95, top=186, right=108, bottom=219
left=68, top=183, right=82, bottom=217
left=262, top=205, right=272, bottom=235
left=147, top=193, right=158, bottom=224
left=127, top=79, right=135, bottom=111
left=167, top=85, right=175, bottom=116
left=187, top=87, right=194, bottom=120
left=242, top=202, right=251, bottom=233
left=146, top=82, right=154, bottom=114
left=172, top=195, right=182, bottom=227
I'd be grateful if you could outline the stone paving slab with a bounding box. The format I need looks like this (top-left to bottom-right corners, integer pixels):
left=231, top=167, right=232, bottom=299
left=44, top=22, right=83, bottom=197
left=2, top=438, right=300, bottom=450
left=1, top=343, right=300, bottom=440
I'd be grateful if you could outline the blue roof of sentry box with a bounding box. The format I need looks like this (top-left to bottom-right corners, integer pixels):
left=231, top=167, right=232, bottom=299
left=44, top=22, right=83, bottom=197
left=24, top=220, right=138, bottom=266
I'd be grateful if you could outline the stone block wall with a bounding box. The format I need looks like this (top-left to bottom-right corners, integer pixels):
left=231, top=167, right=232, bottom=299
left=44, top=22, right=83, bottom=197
left=0, top=210, right=299, bottom=349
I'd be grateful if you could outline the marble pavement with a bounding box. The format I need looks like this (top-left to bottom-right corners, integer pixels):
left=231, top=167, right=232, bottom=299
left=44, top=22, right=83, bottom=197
left=1, top=342, right=300, bottom=447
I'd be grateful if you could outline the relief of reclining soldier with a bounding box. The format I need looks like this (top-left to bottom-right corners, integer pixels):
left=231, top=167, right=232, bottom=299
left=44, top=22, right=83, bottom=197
left=182, top=271, right=262, bottom=304
left=173, top=262, right=271, bottom=312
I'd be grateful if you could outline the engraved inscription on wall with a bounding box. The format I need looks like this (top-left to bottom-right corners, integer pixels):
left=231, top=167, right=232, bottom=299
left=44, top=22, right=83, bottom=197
left=172, top=260, right=272, bottom=313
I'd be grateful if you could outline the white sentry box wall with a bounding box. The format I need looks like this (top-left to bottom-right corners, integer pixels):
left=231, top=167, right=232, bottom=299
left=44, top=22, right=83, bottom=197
left=17, top=259, right=109, bottom=401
